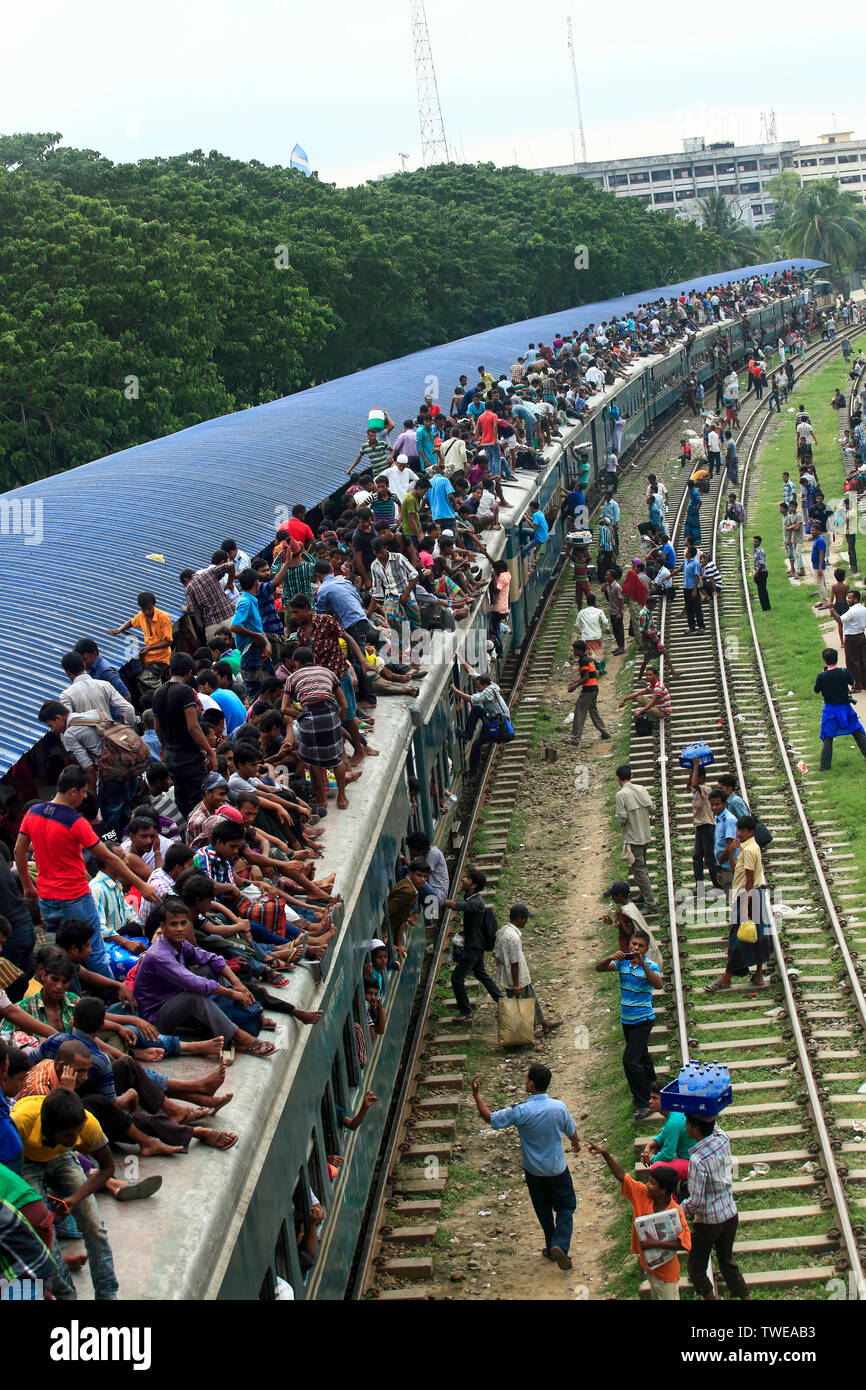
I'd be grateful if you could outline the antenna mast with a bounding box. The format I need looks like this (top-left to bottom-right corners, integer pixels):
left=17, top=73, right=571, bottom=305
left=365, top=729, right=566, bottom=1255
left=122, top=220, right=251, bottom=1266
left=410, top=0, right=449, bottom=165
left=566, top=18, right=587, bottom=164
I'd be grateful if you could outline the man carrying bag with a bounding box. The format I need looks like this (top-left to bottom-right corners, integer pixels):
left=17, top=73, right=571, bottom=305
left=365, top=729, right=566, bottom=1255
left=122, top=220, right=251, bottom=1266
left=494, top=903, right=561, bottom=1043
left=444, top=868, right=504, bottom=1022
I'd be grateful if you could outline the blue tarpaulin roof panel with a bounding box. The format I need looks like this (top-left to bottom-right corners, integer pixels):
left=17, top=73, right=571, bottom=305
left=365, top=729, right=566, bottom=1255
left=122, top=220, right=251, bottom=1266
left=0, top=257, right=827, bottom=773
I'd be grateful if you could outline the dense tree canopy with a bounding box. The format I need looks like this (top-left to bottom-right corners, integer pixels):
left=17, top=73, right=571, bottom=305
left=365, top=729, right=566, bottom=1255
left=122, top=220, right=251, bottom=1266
left=761, top=174, right=866, bottom=279
left=0, top=133, right=733, bottom=486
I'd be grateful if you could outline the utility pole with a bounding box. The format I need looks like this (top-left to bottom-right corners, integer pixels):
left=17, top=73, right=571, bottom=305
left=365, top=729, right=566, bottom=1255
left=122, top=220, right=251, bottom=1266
left=398, top=152, right=409, bottom=172
left=566, top=17, right=587, bottom=165
left=410, top=0, right=448, bottom=166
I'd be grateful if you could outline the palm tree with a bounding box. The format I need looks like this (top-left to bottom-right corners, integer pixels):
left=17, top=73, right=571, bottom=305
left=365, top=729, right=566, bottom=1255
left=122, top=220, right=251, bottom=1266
left=780, top=179, right=866, bottom=279
left=696, top=192, right=761, bottom=267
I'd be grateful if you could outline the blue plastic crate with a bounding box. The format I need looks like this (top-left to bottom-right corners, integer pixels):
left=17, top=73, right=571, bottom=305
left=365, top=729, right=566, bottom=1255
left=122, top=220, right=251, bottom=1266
left=660, top=1079, right=732, bottom=1117
left=678, top=740, right=716, bottom=771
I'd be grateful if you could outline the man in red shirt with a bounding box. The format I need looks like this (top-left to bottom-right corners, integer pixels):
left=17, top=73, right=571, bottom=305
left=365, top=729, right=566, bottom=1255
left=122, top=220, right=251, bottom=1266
left=284, top=504, right=315, bottom=549
left=474, top=405, right=509, bottom=505
left=14, top=766, right=158, bottom=976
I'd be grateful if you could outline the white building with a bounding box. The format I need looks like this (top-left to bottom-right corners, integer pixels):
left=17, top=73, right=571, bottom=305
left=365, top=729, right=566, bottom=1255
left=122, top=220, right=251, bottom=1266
left=536, top=132, right=866, bottom=228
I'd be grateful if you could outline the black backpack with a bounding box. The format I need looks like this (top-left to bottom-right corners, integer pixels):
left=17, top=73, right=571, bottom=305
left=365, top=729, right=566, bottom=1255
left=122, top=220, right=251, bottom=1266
left=480, top=906, right=498, bottom=951
left=635, top=712, right=653, bottom=737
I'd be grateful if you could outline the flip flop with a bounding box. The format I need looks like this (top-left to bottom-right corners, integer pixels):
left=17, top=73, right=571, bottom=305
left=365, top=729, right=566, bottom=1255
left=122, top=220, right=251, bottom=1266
left=704, top=981, right=730, bottom=992
left=114, top=1175, right=163, bottom=1202
left=221, top=1043, right=236, bottom=1066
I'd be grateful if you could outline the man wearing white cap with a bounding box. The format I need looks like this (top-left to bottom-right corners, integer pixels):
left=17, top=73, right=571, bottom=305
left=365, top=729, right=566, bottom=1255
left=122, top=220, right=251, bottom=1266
left=381, top=454, right=418, bottom=503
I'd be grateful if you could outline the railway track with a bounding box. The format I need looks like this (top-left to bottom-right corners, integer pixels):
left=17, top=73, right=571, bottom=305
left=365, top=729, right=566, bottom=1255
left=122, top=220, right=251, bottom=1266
left=353, top=320, right=851, bottom=1301
left=627, top=329, right=866, bottom=1299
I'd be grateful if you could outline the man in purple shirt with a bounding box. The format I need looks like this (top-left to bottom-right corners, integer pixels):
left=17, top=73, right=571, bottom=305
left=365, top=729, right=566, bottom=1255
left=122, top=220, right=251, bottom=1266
left=391, top=419, right=421, bottom=464
left=133, top=897, right=275, bottom=1055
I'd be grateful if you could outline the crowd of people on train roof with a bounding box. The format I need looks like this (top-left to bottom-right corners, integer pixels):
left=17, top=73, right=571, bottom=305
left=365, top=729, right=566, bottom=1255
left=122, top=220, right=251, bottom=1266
left=0, top=265, right=810, bottom=1299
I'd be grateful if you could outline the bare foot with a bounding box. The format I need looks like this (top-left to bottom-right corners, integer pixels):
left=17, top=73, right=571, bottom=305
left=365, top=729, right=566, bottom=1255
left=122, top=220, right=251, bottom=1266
left=181, top=1036, right=225, bottom=1057
left=180, top=1091, right=234, bottom=1114
left=138, top=1138, right=185, bottom=1158
left=337, top=793, right=349, bottom=809
left=197, top=1060, right=227, bottom=1096
left=363, top=746, right=380, bottom=756
left=344, top=768, right=363, bottom=784
left=193, top=1129, right=238, bottom=1150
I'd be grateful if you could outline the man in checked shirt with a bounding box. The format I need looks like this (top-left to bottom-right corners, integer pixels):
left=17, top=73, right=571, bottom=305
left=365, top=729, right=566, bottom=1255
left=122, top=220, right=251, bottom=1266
left=682, top=1115, right=749, bottom=1300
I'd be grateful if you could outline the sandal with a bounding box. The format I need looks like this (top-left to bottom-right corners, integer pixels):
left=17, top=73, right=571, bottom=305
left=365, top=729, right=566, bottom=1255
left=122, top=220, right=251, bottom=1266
left=238, top=1039, right=276, bottom=1058
left=221, top=1043, right=236, bottom=1066
left=704, top=980, right=731, bottom=992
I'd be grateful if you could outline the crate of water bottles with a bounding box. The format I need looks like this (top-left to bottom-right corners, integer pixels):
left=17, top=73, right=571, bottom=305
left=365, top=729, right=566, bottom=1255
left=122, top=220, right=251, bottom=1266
left=659, top=1061, right=732, bottom=1117
left=678, top=740, right=716, bottom=771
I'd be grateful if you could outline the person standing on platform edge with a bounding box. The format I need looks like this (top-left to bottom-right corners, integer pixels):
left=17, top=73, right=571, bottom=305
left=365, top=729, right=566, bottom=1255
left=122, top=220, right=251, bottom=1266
left=682, top=1114, right=749, bottom=1301
left=751, top=535, right=771, bottom=611
left=471, top=1063, right=580, bottom=1271
left=614, top=765, right=658, bottom=915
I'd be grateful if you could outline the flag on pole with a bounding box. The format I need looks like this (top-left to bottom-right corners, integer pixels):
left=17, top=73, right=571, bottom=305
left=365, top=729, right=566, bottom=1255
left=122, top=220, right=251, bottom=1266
left=290, top=144, right=311, bottom=175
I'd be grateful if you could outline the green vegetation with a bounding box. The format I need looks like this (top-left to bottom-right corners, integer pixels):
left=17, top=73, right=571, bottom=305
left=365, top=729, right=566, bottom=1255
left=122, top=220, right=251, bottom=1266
left=763, top=175, right=866, bottom=279
left=0, top=133, right=734, bottom=487
left=743, top=335, right=866, bottom=893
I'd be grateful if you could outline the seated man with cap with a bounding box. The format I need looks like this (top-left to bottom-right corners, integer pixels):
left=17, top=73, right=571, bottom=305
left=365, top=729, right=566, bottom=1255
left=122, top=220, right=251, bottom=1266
left=185, top=772, right=231, bottom=847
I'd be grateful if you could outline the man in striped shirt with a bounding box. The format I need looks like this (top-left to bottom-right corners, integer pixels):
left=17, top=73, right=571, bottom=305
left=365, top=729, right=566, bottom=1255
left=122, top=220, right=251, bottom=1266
left=182, top=553, right=236, bottom=639
left=682, top=1117, right=749, bottom=1300
left=348, top=428, right=392, bottom=478
left=699, top=552, right=723, bottom=600
left=619, top=668, right=672, bottom=722
left=595, top=929, right=661, bottom=1119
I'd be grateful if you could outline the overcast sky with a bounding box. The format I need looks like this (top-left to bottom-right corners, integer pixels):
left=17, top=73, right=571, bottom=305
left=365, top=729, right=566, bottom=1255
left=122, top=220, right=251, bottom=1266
left=5, top=0, right=860, bottom=185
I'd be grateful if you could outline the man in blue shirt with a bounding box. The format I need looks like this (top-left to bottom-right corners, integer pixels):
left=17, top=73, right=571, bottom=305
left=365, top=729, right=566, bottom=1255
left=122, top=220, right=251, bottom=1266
left=229, top=571, right=273, bottom=701
left=74, top=640, right=131, bottom=699
left=313, top=564, right=376, bottom=705
left=472, top=1063, right=580, bottom=1270
left=595, top=930, right=661, bottom=1119
left=197, top=669, right=248, bottom=735
left=682, top=545, right=704, bottom=631
left=428, top=467, right=456, bottom=524
left=709, top=787, right=739, bottom=885
left=415, top=414, right=437, bottom=472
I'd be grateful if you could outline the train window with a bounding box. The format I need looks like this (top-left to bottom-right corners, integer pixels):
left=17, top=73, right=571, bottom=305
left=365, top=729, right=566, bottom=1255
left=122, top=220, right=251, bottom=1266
left=308, top=1133, right=326, bottom=1212
left=331, top=1051, right=345, bottom=1112
left=321, top=1084, right=341, bottom=1158
left=343, top=1014, right=360, bottom=1088
left=259, top=1268, right=276, bottom=1301
left=274, top=1220, right=293, bottom=1282
left=293, top=1169, right=316, bottom=1279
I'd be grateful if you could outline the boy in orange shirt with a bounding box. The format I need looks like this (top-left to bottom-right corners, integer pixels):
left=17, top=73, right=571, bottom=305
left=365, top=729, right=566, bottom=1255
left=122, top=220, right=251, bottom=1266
left=588, top=1142, right=690, bottom=1299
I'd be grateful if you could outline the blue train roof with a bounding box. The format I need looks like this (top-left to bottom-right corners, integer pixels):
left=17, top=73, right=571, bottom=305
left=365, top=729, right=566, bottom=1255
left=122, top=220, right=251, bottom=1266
left=0, top=256, right=826, bottom=773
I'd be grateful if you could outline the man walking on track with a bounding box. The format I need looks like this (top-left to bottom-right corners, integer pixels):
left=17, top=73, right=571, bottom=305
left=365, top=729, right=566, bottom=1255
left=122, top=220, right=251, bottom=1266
left=567, top=640, right=611, bottom=747
left=471, top=1063, right=580, bottom=1271
left=614, top=765, right=658, bottom=914
left=682, top=1115, right=749, bottom=1301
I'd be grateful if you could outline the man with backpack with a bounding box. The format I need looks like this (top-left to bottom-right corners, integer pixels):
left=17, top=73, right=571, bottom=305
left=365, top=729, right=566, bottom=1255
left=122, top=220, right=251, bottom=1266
left=451, top=674, right=514, bottom=776
left=444, top=868, right=504, bottom=1022
left=37, top=698, right=150, bottom=838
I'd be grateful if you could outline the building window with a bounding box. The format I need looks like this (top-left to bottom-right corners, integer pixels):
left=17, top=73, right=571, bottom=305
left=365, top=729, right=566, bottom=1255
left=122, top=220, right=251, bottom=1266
left=799, top=158, right=817, bottom=167
left=629, top=171, right=650, bottom=183
left=751, top=204, right=764, bottom=216
left=634, top=192, right=652, bottom=202
left=764, top=203, right=775, bottom=214
left=840, top=174, right=862, bottom=184
left=760, top=160, right=779, bottom=170
left=651, top=168, right=672, bottom=182
left=673, top=166, right=692, bottom=179
left=675, top=189, right=694, bottom=201
left=819, top=156, right=837, bottom=165
left=717, top=185, right=737, bottom=195
left=738, top=160, right=758, bottom=172
left=653, top=191, right=674, bottom=203
left=838, top=153, right=858, bottom=164
left=740, top=182, right=760, bottom=192
left=694, top=164, right=714, bottom=176
left=609, top=172, right=629, bottom=186
left=715, top=161, right=735, bottom=175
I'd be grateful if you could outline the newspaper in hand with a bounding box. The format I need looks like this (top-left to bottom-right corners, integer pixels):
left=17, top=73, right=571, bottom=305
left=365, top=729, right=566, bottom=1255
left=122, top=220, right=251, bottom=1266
left=634, top=1205, right=683, bottom=1270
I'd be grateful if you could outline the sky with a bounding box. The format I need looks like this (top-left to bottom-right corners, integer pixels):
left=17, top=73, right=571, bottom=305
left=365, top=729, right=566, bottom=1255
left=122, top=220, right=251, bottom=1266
left=4, top=0, right=861, bottom=185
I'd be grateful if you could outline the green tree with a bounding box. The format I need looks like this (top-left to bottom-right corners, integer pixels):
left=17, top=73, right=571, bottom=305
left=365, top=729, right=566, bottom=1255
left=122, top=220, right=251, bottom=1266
left=696, top=191, right=760, bottom=266
left=772, top=177, right=866, bottom=279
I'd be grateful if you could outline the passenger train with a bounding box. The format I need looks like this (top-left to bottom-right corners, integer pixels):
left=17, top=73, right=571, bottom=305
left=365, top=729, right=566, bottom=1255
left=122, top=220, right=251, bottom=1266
left=58, top=278, right=809, bottom=1301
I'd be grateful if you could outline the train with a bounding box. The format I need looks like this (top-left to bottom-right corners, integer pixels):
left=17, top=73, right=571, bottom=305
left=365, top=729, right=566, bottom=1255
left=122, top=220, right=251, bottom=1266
left=68, top=276, right=811, bottom=1302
